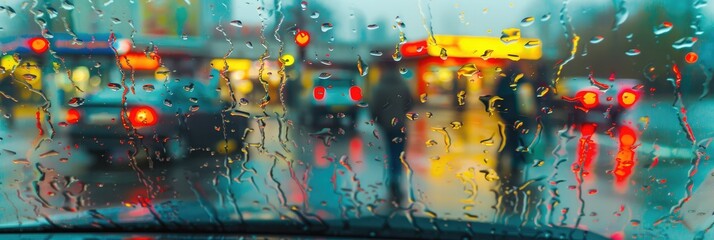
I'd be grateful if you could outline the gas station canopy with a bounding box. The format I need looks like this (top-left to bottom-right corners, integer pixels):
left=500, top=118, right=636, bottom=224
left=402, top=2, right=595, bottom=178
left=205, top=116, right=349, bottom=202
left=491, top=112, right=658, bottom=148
left=401, top=35, right=542, bottom=60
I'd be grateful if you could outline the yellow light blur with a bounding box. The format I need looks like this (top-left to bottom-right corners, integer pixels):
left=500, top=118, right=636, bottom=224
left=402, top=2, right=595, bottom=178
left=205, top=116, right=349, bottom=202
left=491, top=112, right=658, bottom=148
left=582, top=92, right=597, bottom=105
left=621, top=92, right=636, bottom=105
left=13, top=60, right=42, bottom=89
left=427, top=35, right=542, bottom=60
left=280, top=54, right=295, bottom=66
left=216, top=139, right=238, bottom=154
left=210, top=59, right=252, bottom=71
left=154, top=66, right=170, bottom=80
left=89, top=75, right=101, bottom=88
left=236, top=79, right=253, bottom=94
left=71, top=66, right=90, bottom=83
left=437, top=68, right=453, bottom=83
left=0, top=55, right=19, bottom=79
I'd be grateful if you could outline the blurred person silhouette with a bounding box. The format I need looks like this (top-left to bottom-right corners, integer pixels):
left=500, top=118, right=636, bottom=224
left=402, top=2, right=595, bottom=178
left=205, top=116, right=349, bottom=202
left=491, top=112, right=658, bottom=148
left=489, top=61, right=541, bottom=223
left=370, top=61, right=414, bottom=208
left=493, top=63, right=529, bottom=187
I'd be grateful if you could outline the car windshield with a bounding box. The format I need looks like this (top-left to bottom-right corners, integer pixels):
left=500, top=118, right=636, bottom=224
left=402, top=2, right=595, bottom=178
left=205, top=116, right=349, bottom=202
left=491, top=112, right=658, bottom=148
left=1, top=0, right=714, bottom=239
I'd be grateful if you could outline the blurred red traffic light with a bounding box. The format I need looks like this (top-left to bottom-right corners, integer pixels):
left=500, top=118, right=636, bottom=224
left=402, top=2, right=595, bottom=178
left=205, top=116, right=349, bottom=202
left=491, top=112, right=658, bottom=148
left=28, top=37, right=49, bottom=54
left=313, top=86, right=326, bottom=101
left=66, top=109, right=80, bottom=124
left=128, top=106, right=158, bottom=127
left=349, top=86, right=362, bottom=101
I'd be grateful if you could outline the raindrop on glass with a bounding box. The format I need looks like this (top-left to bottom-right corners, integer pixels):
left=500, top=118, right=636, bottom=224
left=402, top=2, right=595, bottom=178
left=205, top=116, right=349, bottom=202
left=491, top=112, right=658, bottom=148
left=142, top=84, right=155, bottom=92
left=520, top=16, right=535, bottom=27
left=590, top=36, right=604, bottom=44
left=107, top=83, right=121, bottom=91
left=230, top=20, right=243, bottom=28
left=625, top=49, right=641, bottom=56
left=67, top=97, right=85, bottom=107
left=318, top=72, right=332, bottom=79
left=321, top=23, right=333, bottom=32
left=61, top=0, right=75, bottom=10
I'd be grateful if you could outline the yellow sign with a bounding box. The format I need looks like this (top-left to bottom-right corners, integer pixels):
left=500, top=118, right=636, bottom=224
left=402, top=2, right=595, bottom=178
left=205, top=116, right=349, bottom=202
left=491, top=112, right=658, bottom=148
left=210, top=59, right=252, bottom=71
left=280, top=54, right=295, bottom=66
left=0, top=55, right=19, bottom=79
left=427, top=35, right=542, bottom=60
left=13, top=60, right=42, bottom=89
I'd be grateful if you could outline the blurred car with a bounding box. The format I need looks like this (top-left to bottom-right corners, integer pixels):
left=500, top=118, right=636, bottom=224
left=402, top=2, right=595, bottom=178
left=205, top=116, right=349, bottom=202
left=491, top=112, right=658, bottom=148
left=300, top=69, right=364, bottom=130
left=555, top=76, right=642, bottom=129
left=65, top=79, right=248, bottom=166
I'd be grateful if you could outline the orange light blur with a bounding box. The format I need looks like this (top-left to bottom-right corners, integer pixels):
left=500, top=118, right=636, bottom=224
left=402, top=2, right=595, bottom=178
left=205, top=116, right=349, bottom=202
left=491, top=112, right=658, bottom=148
left=119, top=53, right=160, bottom=70
left=66, top=109, right=80, bottom=124
left=128, top=106, right=158, bottom=127
left=614, top=126, right=637, bottom=190
left=576, top=90, right=599, bottom=109
left=295, top=30, right=310, bottom=47
left=618, top=89, right=639, bottom=108
left=685, top=52, right=698, bottom=64
left=400, top=40, right=428, bottom=58
left=28, top=37, right=49, bottom=54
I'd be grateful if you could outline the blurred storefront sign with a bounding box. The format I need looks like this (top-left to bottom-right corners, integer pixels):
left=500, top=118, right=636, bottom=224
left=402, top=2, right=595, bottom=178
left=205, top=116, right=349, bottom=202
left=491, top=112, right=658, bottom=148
left=399, top=35, right=542, bottom=104
left=51, top=33, right=130, bottom=55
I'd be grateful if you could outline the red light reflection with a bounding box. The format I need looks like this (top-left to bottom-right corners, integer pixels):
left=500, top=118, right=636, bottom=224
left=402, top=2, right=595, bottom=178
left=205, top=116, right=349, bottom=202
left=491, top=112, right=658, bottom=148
left=574, top=123, right=598, bottom=182
left=614, top=126, right=638, bottom=191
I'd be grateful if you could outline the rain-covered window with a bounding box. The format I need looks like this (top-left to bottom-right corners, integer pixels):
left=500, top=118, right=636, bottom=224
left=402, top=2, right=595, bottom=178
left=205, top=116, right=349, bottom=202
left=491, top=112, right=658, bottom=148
left=0, top=0, right=713, bottom=239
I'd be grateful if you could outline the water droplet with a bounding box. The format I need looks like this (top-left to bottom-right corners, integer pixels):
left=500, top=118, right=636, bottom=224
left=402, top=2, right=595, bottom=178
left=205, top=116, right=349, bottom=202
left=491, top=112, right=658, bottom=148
left=61, top=0, right=75, bottom=10
left=694, top=0, right=708, bottom=8
left=189, top=97, right=198, bottom=103
left=310, top=11, right=320, bottom=19
left=6, top=7, right=16, bottom=18
left=142, top=84, right=155, bottom=92
left=230, top=20, right=243, bottom=28
left=625, top=49, right=641, bottom=56
left=450, top=121, right=462, bottom=129
left=399, top=68, right=408, bottom=74
left=419, top=93, right=427, bottom=103
left=405, top=112, right=419, bottom=120
left=300, top=1, right=307, bottom=10
left=318, top=72, right=331, bottom=79
left=541, top=13, right=551, bottom=21
left=107, top=83, right=121, bottom=91
left=164, top=99, right=173, bottom=107
left=590, top=36, right=604, bottom=44
left=111, top=17, right=121, bottom=24
left=588, top=189, right=598, bottom=195
left=67, top=97, right=85, bottom=107
left=612, top=2, right=628, bottom=30
left=672, top=37, right=698, bottom=49
left=245, top=41, right=253, bottom=49
left=356, top=55, right=368, bottom=76
left=59, top=158, right=68, bottom=163
left=457, top=64, right=479, bottom=79
left=500, top=28, right=521, bottom=44
left=320, top=59, right=332, bottom=66
left=367, top=24, right=379, bottom=30
left=426, top=139, right=438, bottom=147
left=369, top=50, right=383, bottom=56
left=457, top=91, right=466, bottom=106
left=12, top=159, right=30, bottom=165
left=439, top=48, right=448, bottom=60
left=321, top=23, right=333, bottom=32
left=239, top=98, right=249, bottom=105
left=181, top=33, right=188, bottom=40
left=39, top=150, right=59, bottom=158
left=189, top=105, right=199, bottom=112
left=520, top=16, right=535, bottom=27
left=184, top=83, right=195, bottom=92
left=94, top=62, right=102, bottom=68
left=654, top=22, right=673, bottom=35
left=525, top=40, right=541, bottom=48
left=47, top=7, right=58, bottom=19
